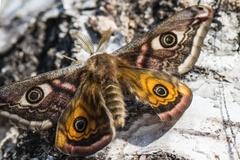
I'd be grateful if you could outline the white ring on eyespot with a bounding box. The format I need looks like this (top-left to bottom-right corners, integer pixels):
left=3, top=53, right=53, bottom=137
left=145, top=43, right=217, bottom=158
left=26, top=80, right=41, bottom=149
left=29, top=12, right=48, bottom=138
left=151, top=31, right=184, bottom=50
left=19, top=83, right=52, bottom=107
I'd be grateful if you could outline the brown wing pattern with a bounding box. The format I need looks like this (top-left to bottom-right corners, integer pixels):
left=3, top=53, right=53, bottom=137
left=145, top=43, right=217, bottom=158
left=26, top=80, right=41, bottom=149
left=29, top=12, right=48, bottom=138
left=115, top=5, right=213, bottom=75
left=0, top=64, right=84, bottom=130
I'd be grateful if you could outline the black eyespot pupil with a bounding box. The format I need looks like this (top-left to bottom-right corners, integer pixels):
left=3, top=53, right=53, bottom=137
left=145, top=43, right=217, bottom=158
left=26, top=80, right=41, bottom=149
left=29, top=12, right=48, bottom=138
left=76, top=121, right=85, bottom=130
left=153, top=84, right=168, bottom=97
left=160, top=32, right=177, bottom=48
left=74, top=117, right=87, bottom=133
left=165, top=35, right=174, bottom=44
left=157, top=87, right=165, bottom=95
left=30, top=92, right=38, bottom=100
left=26, top=87, right=44, bottom=104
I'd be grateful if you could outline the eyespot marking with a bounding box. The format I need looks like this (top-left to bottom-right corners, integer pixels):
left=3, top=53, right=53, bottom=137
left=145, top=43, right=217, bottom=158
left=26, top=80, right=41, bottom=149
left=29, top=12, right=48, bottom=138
left=26, top=87, right=44, bottom=104
left=153, top=84, right=168, bottom=98
left=73, top=117, right=88, bottom=133
left=159, top=32, right=178, bottom=48
left=19, top=84, right=52, bottom=106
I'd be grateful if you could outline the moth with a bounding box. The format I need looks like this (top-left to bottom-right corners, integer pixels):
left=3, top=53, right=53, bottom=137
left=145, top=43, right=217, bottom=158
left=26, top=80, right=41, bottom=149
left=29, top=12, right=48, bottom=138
left=0, top=5, right=213, bottom=156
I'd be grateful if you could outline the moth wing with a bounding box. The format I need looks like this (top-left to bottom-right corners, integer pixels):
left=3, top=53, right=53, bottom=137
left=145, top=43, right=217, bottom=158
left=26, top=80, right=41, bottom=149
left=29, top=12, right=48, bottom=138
left=115, top=5, right=213, bottom=74
left=118, top=66, right=192, bottom=121
left=0, top=64, right=84, bottom=131
left=55, top=75, right=115, bottom=156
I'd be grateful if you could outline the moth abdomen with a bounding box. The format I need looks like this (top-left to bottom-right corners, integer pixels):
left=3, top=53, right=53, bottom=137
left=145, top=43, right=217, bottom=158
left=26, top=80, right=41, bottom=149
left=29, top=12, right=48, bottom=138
left=103, top=83, right=126, bottom=128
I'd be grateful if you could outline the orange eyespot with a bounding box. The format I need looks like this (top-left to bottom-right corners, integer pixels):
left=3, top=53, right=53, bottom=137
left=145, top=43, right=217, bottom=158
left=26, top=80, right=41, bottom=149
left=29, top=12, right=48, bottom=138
left=26, top=87, right=44, bottom=104
left=159, top=32, right=177, bottom=48
left=73, top=117, right=88, bottom=133
left=153, top=84, right=168, bottom=97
